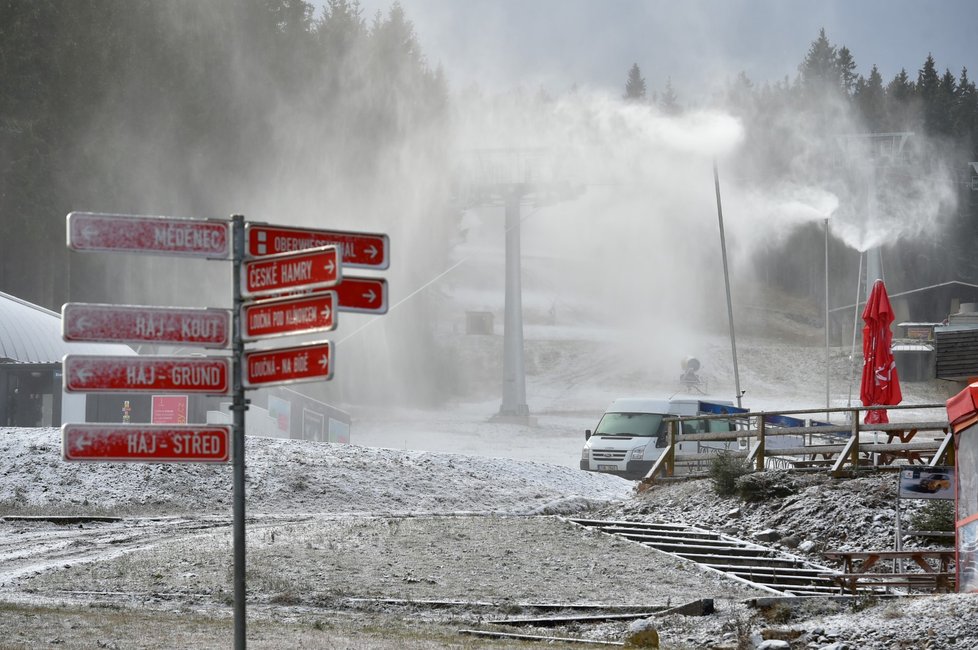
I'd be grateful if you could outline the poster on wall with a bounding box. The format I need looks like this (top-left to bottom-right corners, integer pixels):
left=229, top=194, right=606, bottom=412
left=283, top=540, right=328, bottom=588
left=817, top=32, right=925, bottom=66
left=302, top=409, right=325, bottom=441
left=267, top=395, right=291, bottom=436
left=899, top=466, right=955, bottom=500
left=151, top=395, right=188, bottom=424
left=329, top=417, right=350, bottom=444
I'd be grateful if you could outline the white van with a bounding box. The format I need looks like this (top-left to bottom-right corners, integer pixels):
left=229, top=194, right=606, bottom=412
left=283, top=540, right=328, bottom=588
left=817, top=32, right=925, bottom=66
left=579, top=397, right=746, bottom=480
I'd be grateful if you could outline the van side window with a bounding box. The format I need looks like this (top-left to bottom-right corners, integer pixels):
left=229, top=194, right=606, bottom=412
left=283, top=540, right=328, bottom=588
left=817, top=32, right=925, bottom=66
left=655, top=420, right=668, bottom=448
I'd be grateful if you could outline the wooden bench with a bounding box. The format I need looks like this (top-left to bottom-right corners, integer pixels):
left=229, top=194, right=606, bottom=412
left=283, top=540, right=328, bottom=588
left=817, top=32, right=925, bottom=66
left=822, top=550, right=956, bottom=594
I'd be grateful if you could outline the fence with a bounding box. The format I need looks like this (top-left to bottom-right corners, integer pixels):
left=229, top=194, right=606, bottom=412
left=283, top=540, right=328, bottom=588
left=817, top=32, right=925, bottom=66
left=641, top=403, right=951, bottom=486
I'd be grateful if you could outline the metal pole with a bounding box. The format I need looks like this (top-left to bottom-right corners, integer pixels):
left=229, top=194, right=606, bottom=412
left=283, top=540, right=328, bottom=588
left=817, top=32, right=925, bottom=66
left=713, top=160, right=742, bottom=408
left=499, top=187, right=529, bottom=417
left=817, top=218, right=830, bottom=445
left=847, top=252, right=864, bottom=410
left=231, top=214, right=248, bottom=649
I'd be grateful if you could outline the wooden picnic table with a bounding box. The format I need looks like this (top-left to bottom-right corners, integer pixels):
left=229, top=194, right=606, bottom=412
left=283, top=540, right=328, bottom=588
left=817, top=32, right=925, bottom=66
left=822, top=550, right=956, bottom=594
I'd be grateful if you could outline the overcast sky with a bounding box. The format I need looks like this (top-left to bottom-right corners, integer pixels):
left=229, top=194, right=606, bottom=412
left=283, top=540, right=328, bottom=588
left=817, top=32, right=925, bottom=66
left=353, top=0, right=978, bottom=101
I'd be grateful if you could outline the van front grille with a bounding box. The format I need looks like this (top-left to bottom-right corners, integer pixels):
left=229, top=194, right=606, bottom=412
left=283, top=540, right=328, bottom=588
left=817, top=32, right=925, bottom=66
left=592, top=449, right=628, bottom=462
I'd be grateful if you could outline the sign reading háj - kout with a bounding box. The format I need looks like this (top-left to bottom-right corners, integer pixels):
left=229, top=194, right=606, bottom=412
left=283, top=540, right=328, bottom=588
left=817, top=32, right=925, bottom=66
left=62, top=303, right=231, bottom=348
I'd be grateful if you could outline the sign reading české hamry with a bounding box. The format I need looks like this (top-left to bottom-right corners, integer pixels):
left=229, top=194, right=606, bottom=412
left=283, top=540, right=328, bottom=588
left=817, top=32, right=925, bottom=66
left=241, top=245, right=340, bottom=298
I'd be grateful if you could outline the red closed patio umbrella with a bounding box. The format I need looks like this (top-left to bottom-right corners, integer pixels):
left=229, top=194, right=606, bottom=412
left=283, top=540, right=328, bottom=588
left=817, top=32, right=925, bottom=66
left=860, top=279, right=902, bottom=424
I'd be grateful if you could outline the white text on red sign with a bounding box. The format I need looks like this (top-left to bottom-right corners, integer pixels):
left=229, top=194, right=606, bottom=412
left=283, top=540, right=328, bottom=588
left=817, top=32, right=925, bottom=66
left=67, top=212, right=230, bottom=258
left=62, top=424, right=230, bottom=462
left=245, top=223, right=389, bottom=270
left=243, top=340, right=332, bottom=388
left=62, top=303, right=231, bottom=348
left=63, top=355, right=231, bottom=395
left=241, top=245, right=340, bottom=298
left=242, top=291, right=336, bottom=340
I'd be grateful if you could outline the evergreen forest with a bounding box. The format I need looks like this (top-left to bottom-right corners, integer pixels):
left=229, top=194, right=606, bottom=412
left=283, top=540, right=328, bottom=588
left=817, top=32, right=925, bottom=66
left=2, top=2, right=977, bottom=324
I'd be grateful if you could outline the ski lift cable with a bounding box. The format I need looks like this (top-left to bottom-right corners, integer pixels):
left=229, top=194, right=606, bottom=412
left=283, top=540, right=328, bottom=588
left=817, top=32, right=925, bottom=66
left=338, top=203, right=545, bottom=344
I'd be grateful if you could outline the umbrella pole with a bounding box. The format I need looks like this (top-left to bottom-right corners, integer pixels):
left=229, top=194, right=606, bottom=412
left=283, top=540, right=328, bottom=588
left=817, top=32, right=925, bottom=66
left=847, top=251, right=864, bottom=411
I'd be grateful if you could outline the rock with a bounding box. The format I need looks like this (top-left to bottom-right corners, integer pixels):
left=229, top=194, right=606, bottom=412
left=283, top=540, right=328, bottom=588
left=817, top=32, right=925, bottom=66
left=757, top=640, right=790, bottom=649
left=754, top=529, right=781, bottom=542
left=798, top=540, right=816, bottom=552
left=781, top=534, right=801, bottom=548
left=727, top=507, right=742, bottom=519
left=623, top=619, right=659, bottom=648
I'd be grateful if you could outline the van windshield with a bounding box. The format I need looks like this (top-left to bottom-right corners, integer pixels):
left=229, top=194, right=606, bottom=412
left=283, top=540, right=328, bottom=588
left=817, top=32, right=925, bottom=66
left=594, top=412, right=665, bottom=437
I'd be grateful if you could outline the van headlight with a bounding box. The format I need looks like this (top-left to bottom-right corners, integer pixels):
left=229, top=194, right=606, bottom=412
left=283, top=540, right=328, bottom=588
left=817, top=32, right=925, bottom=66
left=630, top=448, right=644, bottom=460
left=581, top=446, right=590, bottom=460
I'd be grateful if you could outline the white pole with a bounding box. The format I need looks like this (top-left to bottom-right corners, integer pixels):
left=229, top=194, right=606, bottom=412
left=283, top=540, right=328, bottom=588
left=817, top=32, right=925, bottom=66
left=713, top=160, right=742, bottom=408
left=847, top=252, right=864, bottom=411
left=825, top=218, right=830, bottom=420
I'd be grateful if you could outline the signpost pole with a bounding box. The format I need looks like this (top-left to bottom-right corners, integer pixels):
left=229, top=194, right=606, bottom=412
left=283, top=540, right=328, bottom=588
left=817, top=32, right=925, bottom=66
left=231, top=214, right=247, bottom=649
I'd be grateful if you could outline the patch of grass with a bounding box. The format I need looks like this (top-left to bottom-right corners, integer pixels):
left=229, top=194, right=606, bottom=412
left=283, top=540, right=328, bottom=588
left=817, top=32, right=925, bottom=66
left=709, top=453, right=752, bottom=497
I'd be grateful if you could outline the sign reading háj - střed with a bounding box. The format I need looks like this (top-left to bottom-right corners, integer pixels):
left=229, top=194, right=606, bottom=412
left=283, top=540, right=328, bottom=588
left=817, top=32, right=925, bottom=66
left=67, top=212, right=230, bottom=258
left=63, top=355, right=231, bottom=395
left=245, top=223, right=389, bottom=270
left=62, top=424, right=230, bottom=462
left=62, top=303, right=231, bottom=348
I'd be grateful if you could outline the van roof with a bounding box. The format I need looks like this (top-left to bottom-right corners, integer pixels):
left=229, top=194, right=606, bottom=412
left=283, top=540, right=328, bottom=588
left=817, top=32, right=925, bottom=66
left=605, top=397, right=735, bottom=415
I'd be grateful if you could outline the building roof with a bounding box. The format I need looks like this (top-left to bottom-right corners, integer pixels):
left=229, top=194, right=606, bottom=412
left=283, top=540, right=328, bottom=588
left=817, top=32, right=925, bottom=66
left=0, top=291, right=134, bottom=363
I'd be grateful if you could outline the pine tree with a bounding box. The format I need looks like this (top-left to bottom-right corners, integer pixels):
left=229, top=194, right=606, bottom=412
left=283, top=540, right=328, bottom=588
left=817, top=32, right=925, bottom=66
left=837, top=45, right=858, bottom=96
left=623, top=63, right=646, bottom=102
left=854, top=65, right=886, bottom=130
left=659, top=77, right=679, bottom=113
left=917, top=53, right=943, bottom=133
left=798, top=28, right=841, bottom=94
left=953, top=67, right=978, bottom=156
left=885, top=68, right=916, bottom=130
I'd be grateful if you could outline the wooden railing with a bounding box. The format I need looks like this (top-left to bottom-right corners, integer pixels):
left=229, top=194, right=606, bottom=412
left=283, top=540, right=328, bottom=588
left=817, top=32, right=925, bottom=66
left=640, top=403, right=951, bottom=486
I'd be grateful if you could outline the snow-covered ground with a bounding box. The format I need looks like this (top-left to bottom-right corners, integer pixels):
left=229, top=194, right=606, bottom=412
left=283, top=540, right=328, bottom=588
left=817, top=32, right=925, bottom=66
left=0, top=320, right=972, bottom=648
left=0, top=207, right=970, bottom=647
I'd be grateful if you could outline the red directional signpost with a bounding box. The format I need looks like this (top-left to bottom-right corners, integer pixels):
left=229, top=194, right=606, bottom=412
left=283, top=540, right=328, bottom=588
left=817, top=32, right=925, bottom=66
left=63, top=424, right=230, bottom=463
left=335, top=276, right=388, bottom=314
left=67, top=211, right=230, bottom=258
left=63, top=212, right=389, bottom=649
left=242, top=291, right=335, bottom=341
left=63, top=355, right=231, bottom=394
left=241, top=245, right=340, bottom=298
left=63, top=303, right=231, bottom=348
left=246, top=223, right=389, bottom=269
left=243, top=340, right=332, bottom=388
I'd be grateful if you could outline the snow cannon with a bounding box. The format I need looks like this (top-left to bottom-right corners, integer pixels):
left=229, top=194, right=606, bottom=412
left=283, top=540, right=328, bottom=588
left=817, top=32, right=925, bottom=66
left=680, top=357, right=702, bottom=391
